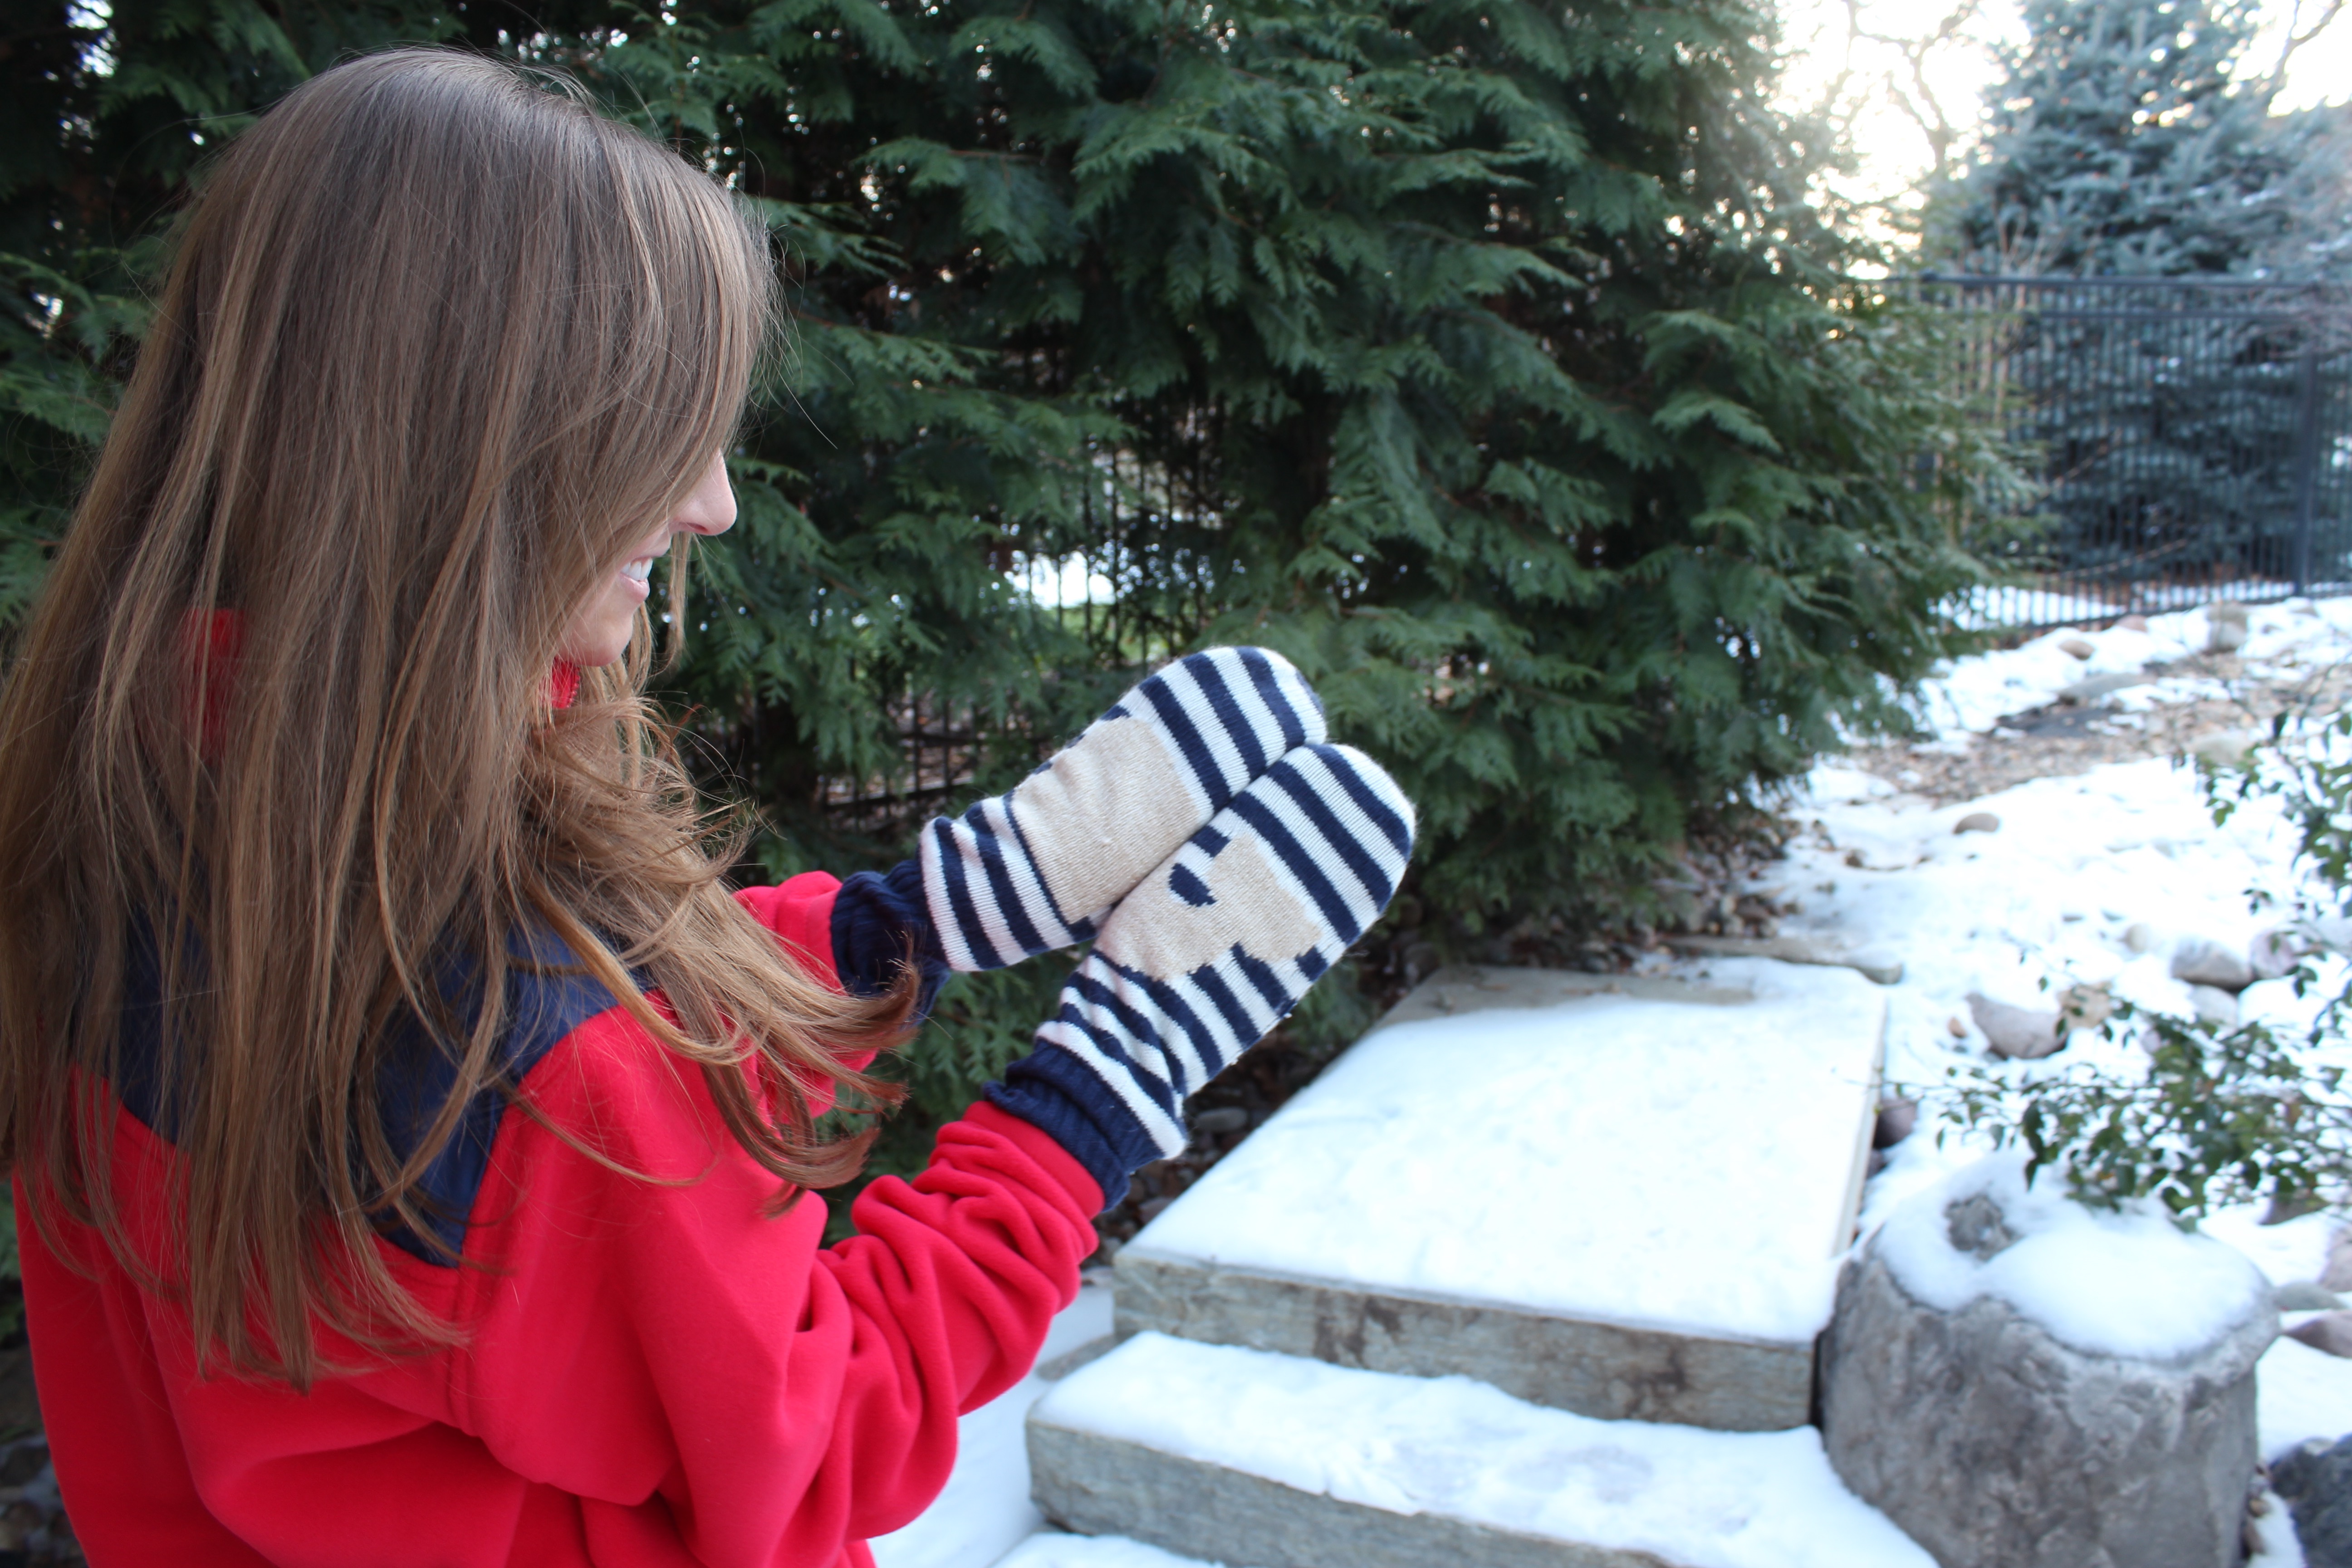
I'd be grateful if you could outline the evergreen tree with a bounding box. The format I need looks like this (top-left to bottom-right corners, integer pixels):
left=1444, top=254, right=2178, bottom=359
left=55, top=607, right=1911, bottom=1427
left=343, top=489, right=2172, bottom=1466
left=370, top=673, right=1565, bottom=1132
left=1921, top=0, right=2352, bottom=594
left=4, top=1, right=2010, bottom=1200
left=1929, top=0, right=2349, bottom=276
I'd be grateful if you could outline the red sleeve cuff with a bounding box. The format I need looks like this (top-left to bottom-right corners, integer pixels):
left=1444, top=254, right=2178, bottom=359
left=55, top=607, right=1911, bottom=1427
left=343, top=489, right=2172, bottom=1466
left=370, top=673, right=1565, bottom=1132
left=956, top=1100, right=1107, bottom=1215
left=735, top=873, right=844, bottom=992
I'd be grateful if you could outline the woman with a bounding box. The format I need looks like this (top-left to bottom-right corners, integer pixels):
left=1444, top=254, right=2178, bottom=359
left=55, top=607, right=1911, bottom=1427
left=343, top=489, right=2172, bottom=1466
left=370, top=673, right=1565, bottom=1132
left=0, top=48, right=1411, bottom=1565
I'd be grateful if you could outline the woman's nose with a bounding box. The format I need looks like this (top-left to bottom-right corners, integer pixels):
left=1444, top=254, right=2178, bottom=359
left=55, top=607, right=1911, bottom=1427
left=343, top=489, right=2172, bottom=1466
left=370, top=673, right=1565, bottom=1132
left=675, top=451, right=737, bottom=538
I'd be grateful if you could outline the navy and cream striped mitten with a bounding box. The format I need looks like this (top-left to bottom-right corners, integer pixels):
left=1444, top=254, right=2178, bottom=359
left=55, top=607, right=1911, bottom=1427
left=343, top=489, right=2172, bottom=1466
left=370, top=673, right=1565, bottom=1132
left=922, top=647, right=1325, bottom=970
left=987, top=742, right=1416, bottom=1205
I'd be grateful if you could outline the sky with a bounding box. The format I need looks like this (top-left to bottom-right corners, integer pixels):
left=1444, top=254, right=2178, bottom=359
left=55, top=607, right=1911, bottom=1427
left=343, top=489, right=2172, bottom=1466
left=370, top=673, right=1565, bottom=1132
left=1775, top=0, right=2352, bottom=227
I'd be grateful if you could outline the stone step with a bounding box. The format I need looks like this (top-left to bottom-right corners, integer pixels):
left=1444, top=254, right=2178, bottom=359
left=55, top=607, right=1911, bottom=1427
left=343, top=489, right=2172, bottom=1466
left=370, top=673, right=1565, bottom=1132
left=1114, top=961, right=1886, bottom=1431
left=1026, top=1332, right=1934, bottom=1568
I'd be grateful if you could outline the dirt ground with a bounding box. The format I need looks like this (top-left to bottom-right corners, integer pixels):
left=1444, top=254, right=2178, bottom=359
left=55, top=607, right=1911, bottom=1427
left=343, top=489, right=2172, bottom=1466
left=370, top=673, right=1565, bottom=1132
left=1845, top=647, right=2352, bottom=806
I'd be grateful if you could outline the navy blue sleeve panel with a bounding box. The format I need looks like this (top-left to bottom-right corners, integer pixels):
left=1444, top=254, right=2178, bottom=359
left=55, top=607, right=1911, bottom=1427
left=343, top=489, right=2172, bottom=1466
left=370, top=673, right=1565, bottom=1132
left=829, top=859, right=949, bottom=1021
left=113, top=917, right=631, bottom=1269
left=371, top=939, right=625, bottom=1265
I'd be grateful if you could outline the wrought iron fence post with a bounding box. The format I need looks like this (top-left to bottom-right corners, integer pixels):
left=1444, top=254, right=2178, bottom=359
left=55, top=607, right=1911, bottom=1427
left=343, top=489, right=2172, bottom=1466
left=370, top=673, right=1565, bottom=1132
left=2292, top=346, right=2321, bottom=595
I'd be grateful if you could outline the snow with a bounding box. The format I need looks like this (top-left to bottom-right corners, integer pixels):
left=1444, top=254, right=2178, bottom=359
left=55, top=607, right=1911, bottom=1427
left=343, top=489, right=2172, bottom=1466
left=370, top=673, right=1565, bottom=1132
left=874, top=596, right=2352, bottom=1565
left=1777, top=596, right=2352, bottom=1465
left=1873, top=1153, right=2273, bottom=1360
left=1128, top=958, right=1884, bottom=1344
left=2262, top=1336, right=2352, bottom=1461
left=1789, top=751, right=2326, bottom=1243
left=2201, top=1208, right=2342, bottom=1286
left=2250, top=1487, right=2311, bottom=1568
left=991, top=1536, right=1226, bottom=1568
left=868, top=1281, right=1114, bottom=1568
left=1906, top=598, right=2352, bottom=740
left=1033, top=1332, right=1937, bottom=1568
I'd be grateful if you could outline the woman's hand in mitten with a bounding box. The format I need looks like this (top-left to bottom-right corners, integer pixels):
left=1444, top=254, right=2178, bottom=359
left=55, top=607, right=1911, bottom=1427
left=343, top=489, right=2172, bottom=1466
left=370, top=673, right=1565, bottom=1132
left=985, top=742, right=1415, bottom=1203
left=921, top=647, right=1325, bottom=971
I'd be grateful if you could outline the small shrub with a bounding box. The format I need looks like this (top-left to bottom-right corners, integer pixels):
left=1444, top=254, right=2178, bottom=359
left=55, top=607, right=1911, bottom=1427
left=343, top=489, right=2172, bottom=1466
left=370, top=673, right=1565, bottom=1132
left=1936, top=705, right=2352, bottom=1219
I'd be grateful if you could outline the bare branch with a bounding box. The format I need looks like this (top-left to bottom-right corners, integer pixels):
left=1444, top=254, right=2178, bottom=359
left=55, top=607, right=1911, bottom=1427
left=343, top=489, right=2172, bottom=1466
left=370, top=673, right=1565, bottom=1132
left=2278, top=0, right=2347, bottom=73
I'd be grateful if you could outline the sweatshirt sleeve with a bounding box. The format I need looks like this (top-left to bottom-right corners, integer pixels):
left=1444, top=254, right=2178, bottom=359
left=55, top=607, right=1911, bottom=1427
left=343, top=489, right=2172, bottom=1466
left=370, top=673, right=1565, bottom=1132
left=438, top=1008, right=1103, bottom=1563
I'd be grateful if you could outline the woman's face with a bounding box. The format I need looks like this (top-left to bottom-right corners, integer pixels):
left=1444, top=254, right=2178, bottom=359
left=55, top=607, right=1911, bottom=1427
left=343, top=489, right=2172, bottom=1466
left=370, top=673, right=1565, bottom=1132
left=558, top=450, right=736, bottom=669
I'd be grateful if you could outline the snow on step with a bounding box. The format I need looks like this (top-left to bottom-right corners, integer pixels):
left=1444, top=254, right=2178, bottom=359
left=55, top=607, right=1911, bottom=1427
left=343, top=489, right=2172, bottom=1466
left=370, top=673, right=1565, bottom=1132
left=1026, top=1333, right=1935, bottom=1568
left=1115, top=961, right=1885, bottom=1430
left=993, top=1532, right=1228, bottom=1568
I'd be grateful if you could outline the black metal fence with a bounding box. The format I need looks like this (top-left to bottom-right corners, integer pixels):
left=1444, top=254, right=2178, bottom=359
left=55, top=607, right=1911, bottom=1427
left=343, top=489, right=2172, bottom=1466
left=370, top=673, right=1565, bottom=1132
left=1918, top=274, right=2352, bottom=629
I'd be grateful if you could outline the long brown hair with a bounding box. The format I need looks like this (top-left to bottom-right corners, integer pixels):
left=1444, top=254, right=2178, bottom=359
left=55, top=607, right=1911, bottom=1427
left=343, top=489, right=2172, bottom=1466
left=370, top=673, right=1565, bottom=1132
left=0, top=49, right=908, bottom=1387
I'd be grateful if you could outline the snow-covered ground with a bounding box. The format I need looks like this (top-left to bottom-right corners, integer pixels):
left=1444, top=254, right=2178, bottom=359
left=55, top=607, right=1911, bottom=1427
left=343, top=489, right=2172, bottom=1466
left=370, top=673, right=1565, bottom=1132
left=879, top=598, right=2352, bottom=1568
left=1789, top=602, right=2352, bottom=1455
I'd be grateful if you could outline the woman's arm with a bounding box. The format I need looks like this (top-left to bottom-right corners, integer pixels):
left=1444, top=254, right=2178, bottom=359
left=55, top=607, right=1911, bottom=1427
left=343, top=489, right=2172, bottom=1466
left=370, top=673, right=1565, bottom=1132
left=439, top=1008, right=1098, bottom=1564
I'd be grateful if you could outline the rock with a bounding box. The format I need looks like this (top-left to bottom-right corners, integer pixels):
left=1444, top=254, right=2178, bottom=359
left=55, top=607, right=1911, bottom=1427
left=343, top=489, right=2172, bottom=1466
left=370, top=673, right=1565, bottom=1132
left=1874, top=1098, right=1919, bottom=1149
left=2059, top=671, right=2150, bottom=703
left=2288, top=1311, right=2352, bottom=1358
left=2325, top=1228, right=2352, bottom=1293
left=2187, top=985, right=2239, bottom=1028
left=1954, top=811, right=2001, bottom=835
left=2119, top=614, right=2150, bottom=631
left=2190, top=730, right=2259, bottom=769
left=1819, top=1170, right=2275, bottom=1568
left=1969, top=991, right=2065, bottom=1059
left=2273, top=1434, right=2352, bottom=1567
left=2058, top=983, right=2115, bottom=1034
left=2274, top=1281, right=2346, bottom=1312
left=2172, top=938, right=2256, bottom=993
left=2060, top=637, right=2096, bottom=659
left=2209, top=619, right=2249, bottom=654
left=1948, top=1015, right=1968, bottom=1038
left=2251, top=927, right=2305, bottom=980
left=2126, top=922, right=2159, bottom=954
left=2267, top=1190, right=2328, bottom=1226
left=2210, top=600, right=2251, bottom=625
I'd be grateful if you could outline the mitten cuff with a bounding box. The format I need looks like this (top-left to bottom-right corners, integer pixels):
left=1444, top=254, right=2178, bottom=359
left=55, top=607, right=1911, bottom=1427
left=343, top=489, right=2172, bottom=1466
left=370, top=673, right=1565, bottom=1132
left=831, top=859, right=951, bottom=1019
left=986, top=1045, right=1172, bottom=1215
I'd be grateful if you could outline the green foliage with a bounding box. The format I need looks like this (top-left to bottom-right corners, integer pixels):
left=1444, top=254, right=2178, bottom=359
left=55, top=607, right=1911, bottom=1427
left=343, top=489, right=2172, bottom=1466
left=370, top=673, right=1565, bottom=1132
left=1942, top=1002, right=2352, bottom=1216
left=1937, top=709, right=2352, bottom=1218
left=7, top=0, right=2010, bottom=1199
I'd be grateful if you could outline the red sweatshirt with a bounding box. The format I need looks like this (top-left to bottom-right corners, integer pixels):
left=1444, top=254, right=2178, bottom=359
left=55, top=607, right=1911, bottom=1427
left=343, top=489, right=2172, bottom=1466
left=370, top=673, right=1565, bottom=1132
left=20, top=872, right=1105, bottom=1566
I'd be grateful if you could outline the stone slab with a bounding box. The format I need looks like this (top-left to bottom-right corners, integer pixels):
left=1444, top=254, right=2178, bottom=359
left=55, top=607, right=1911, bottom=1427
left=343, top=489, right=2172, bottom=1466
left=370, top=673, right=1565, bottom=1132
left=1112, top=1250, right=1813, bottom=1432
left=1026, top=1333, right=1936, bottom=1568
left=1117, top=961, right=1885, bottom=1428
left=1029, top=1423, right=1672, bottom=1568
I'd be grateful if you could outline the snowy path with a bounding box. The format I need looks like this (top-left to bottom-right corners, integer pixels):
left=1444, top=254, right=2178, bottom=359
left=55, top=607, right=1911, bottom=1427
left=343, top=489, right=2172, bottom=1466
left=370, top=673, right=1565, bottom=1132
left=878, top=598, right=2352, bottom=1568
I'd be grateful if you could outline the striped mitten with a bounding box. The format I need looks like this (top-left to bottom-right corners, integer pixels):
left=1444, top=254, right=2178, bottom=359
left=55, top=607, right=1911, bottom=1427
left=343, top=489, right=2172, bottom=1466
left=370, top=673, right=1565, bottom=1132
left=987, top=743, right=1416, bottom=1205
left=922, top=647, right=1325, bottom=971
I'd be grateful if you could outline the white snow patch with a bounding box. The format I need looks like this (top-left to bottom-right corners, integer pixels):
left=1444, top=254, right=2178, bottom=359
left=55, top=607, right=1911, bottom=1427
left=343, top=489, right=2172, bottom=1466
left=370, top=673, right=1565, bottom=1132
left=990, top=1535, right=1228, bottom=1568
left=2200, top=1207, right=2342, bottom=1287
left=2261, top=1336, right=2352, bottom=1461
left=1034, top=1333, right=1936, bottom=1568
left=2248, top=1491, right=2309, bottom=1568
left=1906, top=600, right=2352, bottom=744
left=1130, top=959, right=1885, bottom=1343
left=1873, top=1154, right=2273, bottom=1361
